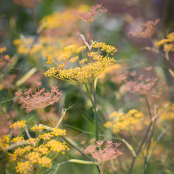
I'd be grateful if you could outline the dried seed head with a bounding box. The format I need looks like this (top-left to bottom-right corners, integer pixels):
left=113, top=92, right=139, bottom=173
left=129, top=19, right=160, bottom=38
left=72, top=4, right=107, bottom=23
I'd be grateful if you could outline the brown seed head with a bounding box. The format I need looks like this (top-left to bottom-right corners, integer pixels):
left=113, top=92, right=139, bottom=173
left=129, top=19, right=160, bottom=38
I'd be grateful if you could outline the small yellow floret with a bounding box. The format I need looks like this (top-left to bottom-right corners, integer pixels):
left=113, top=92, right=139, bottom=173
left=15, top=161, right=32, bottom=174
left=10, top=121, right=26, bottom=129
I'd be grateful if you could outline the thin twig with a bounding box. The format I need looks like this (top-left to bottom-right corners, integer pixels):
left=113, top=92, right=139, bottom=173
left=145, top=96, right=152, bottom=119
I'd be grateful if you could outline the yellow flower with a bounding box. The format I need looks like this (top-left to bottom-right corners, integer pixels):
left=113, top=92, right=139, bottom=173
left=156, top=32, right=174, bottom=52
left=45, top=42, right=117, bottom=84
left=38, top=156, right=52, bottom=168
left=25, top=152, right=41, bottom=164
left=31, top=126, right=45, bottom=131
left=46, top=54, right=54, bottom=65
left=35, top=145, right=49, bottom=155
left=26, top=138, right=37, bottom=145
left=46, top=139, right=69, bottom=153
left=10, top=121, right=26, bottom=129
left=41, top=133, right=53, bottom=140
left=104, top=110, right=144, bottom=132
left=0, top=135, right=9, bottom=150
left=15, top=161, right=32, bottom=174
left=51, top=128, right=66, bottom=136
left=11, top=136, right=24, bottom=143
left=14, top=147, right=25, bottom=156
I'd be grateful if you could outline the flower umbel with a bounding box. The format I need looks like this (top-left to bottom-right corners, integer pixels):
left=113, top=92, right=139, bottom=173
left=72, top=4, right=107, bottom=23
left=45, top=42, right=117, bottom=84
left=15, top=81, right=62, bottom=113
left=85, top=140, right=122, bottom=174
left=129, top=19, right=160, bottom=38
left=6, top=121, right=69, bottom=174
left=120, top=66, right=165, bottom=100
left=104, top=110, right=144, bottom=132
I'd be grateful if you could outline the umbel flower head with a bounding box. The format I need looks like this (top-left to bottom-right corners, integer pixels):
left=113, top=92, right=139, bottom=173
left=85, top=140, right=122, bottom=173
left=72, top=4, right=107, bottom=23
left=120, top=66, right=165, bottom=100
left=129, top=19, right=160, bottom=38
left=45, top=42, right=117, bottom=84
left=5, top=121, right=69, bottom=174
left=15, top=81, right=62, bottom=113
left=104, top=110, right=144, bottom=133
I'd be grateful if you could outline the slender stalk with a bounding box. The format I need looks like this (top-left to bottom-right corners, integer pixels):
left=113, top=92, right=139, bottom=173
left=56, top=108, right=66, bottom=128
left=128, top=130, right=144, bottom=157
left=41, top=109, right=94, bottom=162
left=92, top=81, right=98, bottom=142
left=36, top=110, right=41, bottom=138
left=89, top=22, right=92, bottom=50
left=84, top=83, right=96, bottom=110
left=145, top=96, right=152, bottom=119
left=88, top=21, right=99, bottom=142
left=143, top=104, right=158, bottom=174
left=84, top=83, right=98, bottom=141
left=61, top=135, right=95, bottom=162
left=145, top=41, right=174, bottom=71
left=41, top=109, right=55, bottom=127
left=127, top=120, right=153, bottom=174
left=127, top=104, right=167, bottom=174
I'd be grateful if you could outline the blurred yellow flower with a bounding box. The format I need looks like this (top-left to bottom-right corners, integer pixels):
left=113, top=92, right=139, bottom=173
left=156, top=32, right=174, bottom=52
left=104, top=109, right=144, bottom=132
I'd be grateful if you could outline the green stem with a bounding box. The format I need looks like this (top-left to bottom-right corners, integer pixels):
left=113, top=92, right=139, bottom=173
left=84, top=83, right=96, bottom=111
left=61, top=136, right=95, bottom=162
left=41, top=109, right=94, bottom=163
left=84, top=83, right=98, bottom=141
left=56, top=108, right=66, bottom=128
left=41, top=109, right=55, bottom=128
left=128, top=130, right=144, bottom=157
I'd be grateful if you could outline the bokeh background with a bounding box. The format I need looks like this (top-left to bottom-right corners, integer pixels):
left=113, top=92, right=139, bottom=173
left=0, top=0, right=174, bottom=173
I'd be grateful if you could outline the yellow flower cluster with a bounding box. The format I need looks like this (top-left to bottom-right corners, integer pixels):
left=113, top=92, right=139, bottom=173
left=156, top=32, right=174, bottom=52
left=0, top=135, right=9, bottom=150
left=46, top=139, right=69, bottom=153
left=45, top=42, right=117, bottom=83
left=5, top=121, right=69, bottom=174
left=10, top=120, right=26, bottom=129
left=51, top=128, right=66, bottom=136
left=104, top=109, right=144, bottom=132
left=11, top=137, right=24, bottom=143
left=160, top=102, right=174, bottom=120
left=31, top=125, right=45, bottom=131
left=41, top=133, right=53, bottom=140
